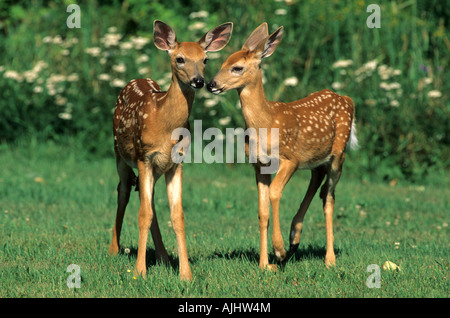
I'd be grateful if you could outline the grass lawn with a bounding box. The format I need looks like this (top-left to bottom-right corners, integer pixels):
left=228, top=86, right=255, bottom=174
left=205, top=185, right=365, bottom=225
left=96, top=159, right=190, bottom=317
left=0, top=139, right=448, bottom=298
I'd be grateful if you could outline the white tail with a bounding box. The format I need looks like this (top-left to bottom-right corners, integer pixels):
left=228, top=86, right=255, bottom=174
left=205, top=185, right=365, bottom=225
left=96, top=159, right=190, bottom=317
left=109, top=20, right=233, bottom=281
left=208, top=23, right=356, bottom=269
left=347, top=119, right=359, bottom=151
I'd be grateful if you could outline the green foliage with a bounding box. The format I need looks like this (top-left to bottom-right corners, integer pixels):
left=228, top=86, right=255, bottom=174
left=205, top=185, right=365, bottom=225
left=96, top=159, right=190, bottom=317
left=0, top=0, right=448, bottom=180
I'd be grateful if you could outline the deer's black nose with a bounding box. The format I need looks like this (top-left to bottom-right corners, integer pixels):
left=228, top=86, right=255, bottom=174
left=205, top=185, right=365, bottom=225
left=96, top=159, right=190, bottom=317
left=207, top=81, right=216, bottom=92
left=190, top=77, right=204, bottom=89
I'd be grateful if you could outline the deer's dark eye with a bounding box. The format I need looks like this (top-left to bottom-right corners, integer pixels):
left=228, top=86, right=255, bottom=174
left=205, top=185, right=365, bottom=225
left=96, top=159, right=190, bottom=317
left=203, top=58, right=208, bottom=65
left=232, top=66, right=243, bottom=73
left=176, top=57, right=185, bottom=64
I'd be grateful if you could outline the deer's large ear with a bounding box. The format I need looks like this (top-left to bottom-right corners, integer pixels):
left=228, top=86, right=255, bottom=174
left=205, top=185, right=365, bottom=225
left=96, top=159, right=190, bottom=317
left=241, top=23, right=269, bottom=51
left=198, top=22, right=233, bottom=52
left=153, top=20, right=178, bottom=51
left=254, top=26, right=283, bottom=59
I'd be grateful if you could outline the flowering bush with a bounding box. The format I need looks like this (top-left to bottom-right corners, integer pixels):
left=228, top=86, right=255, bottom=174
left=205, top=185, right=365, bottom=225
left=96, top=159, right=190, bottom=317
left=0, top=0, right=447, bottom=180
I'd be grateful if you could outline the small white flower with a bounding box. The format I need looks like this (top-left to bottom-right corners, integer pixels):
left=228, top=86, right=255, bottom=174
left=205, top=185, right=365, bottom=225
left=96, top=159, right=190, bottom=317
left=218, top=116, right=231, bottom=126
left=205, top=98, right=219, bottom=108
left=188, top=22, right=206, bottom=31
left=332, top=82, right=344, bottom=90
left=137, top=54, right=149, bottom=63
left=58, top=112, right=72, bottom=120
left=138, top=67, right=150, bottom=75
left=427, top=90, right=442, bottom=98
left=112, top=63, right=126, bottom=73
left=364, top=59, right=378, bottom=71
left=4, top=70, right=23, bottom=81
left=98, top=73, right=111, bottom=81
left=107, top=26, right=118, bottom=33
left=189, top=10, right=209, bottom=19
left=67, top=73, right=79, bottom=82
left=389, top=82, right=401, bottom=90
left=33, top=86, right=43, bottom=93
left=284, top=76, right=298, bottom=87
left=85, top=47, right=101, bottom=57
left=120, top=41, right=133, bottom=50
left=389, top=100, right=399, bottom=107
left=275, top=8, right=287, bottom=15
left=131, top=36, right=150, bottom=50
left=111, top=78, right=126, bottom=88
left=423, top=77, right=433, bottom=85
left=332, top=59, right=353, bottom=69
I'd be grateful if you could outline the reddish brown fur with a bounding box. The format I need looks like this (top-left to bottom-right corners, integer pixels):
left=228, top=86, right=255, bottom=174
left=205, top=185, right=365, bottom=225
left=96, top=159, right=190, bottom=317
left=109, top=20, right=233, bottom=281
left=208, top=23, right=357, bottom=269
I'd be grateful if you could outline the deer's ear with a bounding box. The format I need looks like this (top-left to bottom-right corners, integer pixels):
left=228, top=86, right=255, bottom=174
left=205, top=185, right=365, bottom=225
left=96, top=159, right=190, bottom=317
left=199, top=22, right=233, bottom=52
left=241, top=23, right=269, bottom=51
left=153, top=20, right=178, bottom=51
left=254, top=26, right=283, bottom=59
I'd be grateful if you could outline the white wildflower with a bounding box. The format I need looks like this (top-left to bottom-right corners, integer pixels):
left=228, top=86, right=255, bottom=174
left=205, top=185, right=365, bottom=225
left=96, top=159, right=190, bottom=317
left=67, top=73, right=79, bottom=82
left=55, top=95, right=67, bottom=106
left=218, top=116, right=231, bottom=126
left=138, top=67, right=150, bottom=75
left=205, top=98, right=219, bottom=108
left=131, top=36, right=150, bottom=50
left=284, top=76, right=298, bottom=87
left=275, top=8, right=287, bottom=15
left=188, top=22, right=206, bottom=31
left=364, top=59, right=378, bottom=71
left=423, top=77, right=433, bottom=85
left=389, top=100, right=399, bottom=107
left=101, top=33, right=121, bottom=47
left=85, top=47, right=101, bottom=57
left=33, top=86, right=43, bottom=93
left=98, top=73, right=111, bottom=81
left=427, top=90, right=442, bottom=98
left=389, top=82, right=401, bottom=90
left=332, top=82, right=344, bottom=90
left=111, top=78, right=126, bottom=87
left=137, top=55, right=149, bottom=63
left=120, top=41, right=133, bottom=50
left=112, top=63, right=126, bottom=73
left=58, top=112, right=72, bottom=120
left=4, top=70, right=23, bottom=82
left=189, top=10, right=209, bottom=19
left=332, top=59, right=353, bottom=69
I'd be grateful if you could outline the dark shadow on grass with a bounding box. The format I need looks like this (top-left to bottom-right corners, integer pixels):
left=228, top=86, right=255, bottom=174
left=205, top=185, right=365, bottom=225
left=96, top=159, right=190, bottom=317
left=118, top=246, right=181, bottom=273
left=206, top=244, right=341, bottom=268
left=283, top=244, right=342, bottom=266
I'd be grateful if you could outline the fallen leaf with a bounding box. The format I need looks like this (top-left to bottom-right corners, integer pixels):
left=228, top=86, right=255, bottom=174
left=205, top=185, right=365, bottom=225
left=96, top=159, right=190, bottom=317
left=383, top=260, right=400, bottom=271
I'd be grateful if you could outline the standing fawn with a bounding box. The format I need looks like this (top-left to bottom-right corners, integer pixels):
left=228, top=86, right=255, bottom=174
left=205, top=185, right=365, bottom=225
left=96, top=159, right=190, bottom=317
left=207, top=23, right=357, bottom=269
left=109, top=20, right=233, bottom=280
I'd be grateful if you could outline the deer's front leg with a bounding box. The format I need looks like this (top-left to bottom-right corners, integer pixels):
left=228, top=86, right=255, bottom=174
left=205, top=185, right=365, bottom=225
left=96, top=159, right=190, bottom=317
left=255, top=166, right=272, bottom=270
left=165, top=164, right=192, bottom=281
left=135, top=160, right=158, bottom=277
left=269, top=159, right=297, bottom=262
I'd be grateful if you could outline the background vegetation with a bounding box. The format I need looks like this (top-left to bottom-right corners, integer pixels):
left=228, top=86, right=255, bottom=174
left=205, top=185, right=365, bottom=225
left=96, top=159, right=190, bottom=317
left=0, top=0, right=448, bottom=181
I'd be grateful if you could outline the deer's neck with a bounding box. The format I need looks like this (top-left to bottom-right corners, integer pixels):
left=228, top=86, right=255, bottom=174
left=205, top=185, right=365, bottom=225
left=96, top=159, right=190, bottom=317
left=160, top=75, right=195, bottom=129
left=237, top=71, right=272, bottom=129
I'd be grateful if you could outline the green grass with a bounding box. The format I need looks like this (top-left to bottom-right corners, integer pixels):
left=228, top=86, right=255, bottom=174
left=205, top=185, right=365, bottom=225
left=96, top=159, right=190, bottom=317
left=0, top=139, right=448, bottom=298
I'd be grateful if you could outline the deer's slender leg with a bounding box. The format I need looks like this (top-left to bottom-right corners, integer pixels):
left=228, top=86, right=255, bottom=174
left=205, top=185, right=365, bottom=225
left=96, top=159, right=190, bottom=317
left=268, top=159, right=297, bottom=262
left=165, top=164, right=192, bottom=281
left=287, top=167, right=326, bottom=258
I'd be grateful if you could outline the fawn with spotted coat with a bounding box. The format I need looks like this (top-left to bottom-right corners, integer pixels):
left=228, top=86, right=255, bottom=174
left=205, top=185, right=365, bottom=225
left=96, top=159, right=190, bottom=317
left=109, top=20, right=233, bottom=280
left=207, top=23, right=358, bottom=270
